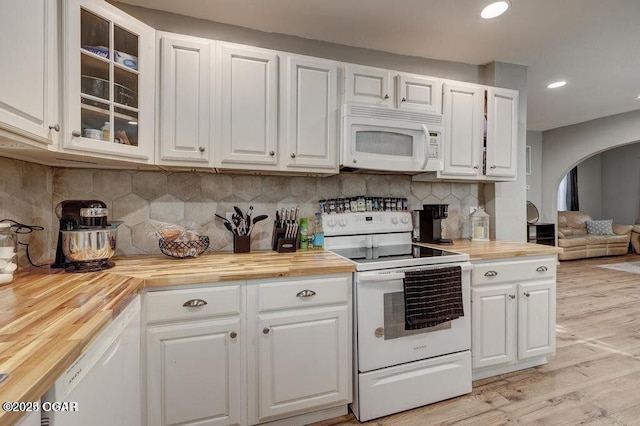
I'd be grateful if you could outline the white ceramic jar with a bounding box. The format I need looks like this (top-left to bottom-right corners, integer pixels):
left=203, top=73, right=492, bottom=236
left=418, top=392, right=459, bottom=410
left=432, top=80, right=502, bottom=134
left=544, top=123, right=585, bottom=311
left=0, top=222, right=18, bottom=284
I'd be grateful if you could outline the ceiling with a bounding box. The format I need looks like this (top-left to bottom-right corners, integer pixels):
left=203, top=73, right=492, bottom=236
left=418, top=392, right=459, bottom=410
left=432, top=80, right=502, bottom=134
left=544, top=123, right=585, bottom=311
left=118, top=0, right=640, bottom=132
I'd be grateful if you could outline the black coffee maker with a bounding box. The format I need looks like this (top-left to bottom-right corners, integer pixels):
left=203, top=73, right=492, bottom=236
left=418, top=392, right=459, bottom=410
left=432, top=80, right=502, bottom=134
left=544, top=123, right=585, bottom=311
left=53, top=200, right=108, bottom=268
left=414, top=204, right=453, bottom=245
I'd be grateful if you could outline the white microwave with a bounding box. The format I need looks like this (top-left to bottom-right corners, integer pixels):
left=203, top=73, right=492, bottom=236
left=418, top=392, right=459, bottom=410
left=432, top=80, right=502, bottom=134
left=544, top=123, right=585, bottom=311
left=341, top=103, right=444, bottom=173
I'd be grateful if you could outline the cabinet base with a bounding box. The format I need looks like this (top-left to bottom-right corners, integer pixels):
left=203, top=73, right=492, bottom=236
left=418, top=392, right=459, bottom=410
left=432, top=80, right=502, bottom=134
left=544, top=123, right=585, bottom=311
left=472, top=357, right=548, bottom=381
left=256, top=405, right=348, bottom=426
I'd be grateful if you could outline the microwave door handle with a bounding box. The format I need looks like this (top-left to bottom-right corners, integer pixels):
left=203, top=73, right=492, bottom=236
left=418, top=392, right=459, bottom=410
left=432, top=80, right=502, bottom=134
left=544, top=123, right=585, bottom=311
left=420, top=124, right=430, bottom=169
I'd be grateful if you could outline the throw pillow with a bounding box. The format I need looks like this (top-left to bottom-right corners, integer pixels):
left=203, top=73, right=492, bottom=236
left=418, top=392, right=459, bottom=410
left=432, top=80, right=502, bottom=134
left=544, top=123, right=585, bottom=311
left=585, top=219, right=614, bottom=235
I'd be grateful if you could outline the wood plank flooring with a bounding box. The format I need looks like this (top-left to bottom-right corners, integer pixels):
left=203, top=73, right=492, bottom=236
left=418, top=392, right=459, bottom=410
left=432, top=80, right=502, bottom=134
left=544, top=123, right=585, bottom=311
left=313, top=254, right=640, bottom=425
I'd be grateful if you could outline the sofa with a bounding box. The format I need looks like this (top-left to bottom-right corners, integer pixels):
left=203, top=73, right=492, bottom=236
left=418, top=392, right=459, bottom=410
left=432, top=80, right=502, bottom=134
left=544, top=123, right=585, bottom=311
left=557, top=211, right=632, bottom=260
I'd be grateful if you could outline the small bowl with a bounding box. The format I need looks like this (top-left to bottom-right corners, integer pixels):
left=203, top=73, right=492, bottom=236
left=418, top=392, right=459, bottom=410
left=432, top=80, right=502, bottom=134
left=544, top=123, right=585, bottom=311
left=84, top=129, right=103, bottom=140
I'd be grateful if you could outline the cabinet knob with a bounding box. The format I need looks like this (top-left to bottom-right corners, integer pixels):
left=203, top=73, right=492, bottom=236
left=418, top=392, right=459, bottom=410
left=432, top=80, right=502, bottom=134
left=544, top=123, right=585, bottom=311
left=352, top=158, right=357, bottom=164
left=524, top=292, right=531, bottom=298
left=49, top=124, right=60, bottom=132
left=269, top=151, right=275, bottom=156
left=290, top=153, right=296, bottom=158
left=230, top=331, right=237, bottom=339
left=183, top=299, right=208, bottom=308
left=199, top=146, right=205, bottom=153
left=296, top=289, right=316, bottom=298
left=509, top=294, right=516, bottom=299
left=484, top=270, right=498, bottom=277
left=473, top=165, right=479, bottom=170
left=72, top=130, right=81, bottom=137
left=401, top=97, right=406, bottom=102
left=490, top=165, right=497, bottom=169
left=383, top=94, right=389, bottom=99
left=536, top=266, right=548, bottom=272
left=263, top=327, right=270, bottom=335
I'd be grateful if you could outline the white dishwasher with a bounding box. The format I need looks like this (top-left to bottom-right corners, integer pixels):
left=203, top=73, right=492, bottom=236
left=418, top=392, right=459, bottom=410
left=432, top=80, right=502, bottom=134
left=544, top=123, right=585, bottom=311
left=41, top=295, right=141, bottom=426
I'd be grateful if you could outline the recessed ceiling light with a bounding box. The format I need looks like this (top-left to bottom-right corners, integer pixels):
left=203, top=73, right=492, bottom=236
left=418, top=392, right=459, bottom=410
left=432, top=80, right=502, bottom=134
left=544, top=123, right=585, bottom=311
left=481, top=1, right=511, bottom=19
left=547, top=81, right=567, bottom=89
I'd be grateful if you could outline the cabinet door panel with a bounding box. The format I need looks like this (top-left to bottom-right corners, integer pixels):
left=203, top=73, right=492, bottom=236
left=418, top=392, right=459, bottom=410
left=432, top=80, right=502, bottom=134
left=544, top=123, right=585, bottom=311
left=396, top=74, right=442, bottom=113
left=147, top=318, right=242, bottom=426
left=345, top=65, right=392, bottom=106
left=255, top=305, right=350, bottom=423
left=0, top=0, right=57, bottom=145
left=442, top=83, right=483, bottom=178
left=280, top=55, right=338, bottom=171
left=471, top=285, right=516, bottom=369
left=486, top=88, right=518, bottom=178
left=518, top=280, right=556, bottom=360
left=158, top=34, right=211, bottom=164
left=218, top=43, right=278, bottom=168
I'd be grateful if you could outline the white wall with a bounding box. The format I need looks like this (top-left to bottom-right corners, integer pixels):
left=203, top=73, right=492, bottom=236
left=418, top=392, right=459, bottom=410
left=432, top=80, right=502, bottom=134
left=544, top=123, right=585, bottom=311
left=600, top=144, right=640, bottom=224
left=541, top=109, right=640, bottom=224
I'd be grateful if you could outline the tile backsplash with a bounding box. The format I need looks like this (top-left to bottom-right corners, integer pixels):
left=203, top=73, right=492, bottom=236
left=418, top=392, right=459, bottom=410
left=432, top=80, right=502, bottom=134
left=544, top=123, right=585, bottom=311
left=0, top=155, right=481, bottom=263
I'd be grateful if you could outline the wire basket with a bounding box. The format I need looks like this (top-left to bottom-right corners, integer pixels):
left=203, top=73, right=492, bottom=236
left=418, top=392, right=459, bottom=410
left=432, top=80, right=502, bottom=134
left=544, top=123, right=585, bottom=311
left=159, top=235, right=210, bottom=258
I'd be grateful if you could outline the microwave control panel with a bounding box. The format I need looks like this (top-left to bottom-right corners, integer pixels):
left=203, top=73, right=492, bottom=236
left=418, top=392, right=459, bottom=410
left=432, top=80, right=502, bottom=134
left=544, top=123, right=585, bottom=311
left=428, top=132, right=441, bottom=160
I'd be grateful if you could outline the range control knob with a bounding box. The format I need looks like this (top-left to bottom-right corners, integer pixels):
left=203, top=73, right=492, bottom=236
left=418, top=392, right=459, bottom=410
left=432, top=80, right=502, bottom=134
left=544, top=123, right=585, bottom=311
left=327, top=218, right=337, bottom=228
left=339, top=218, right=348, bottom=227
left=391, top=217, right=399, bottom=224
left=400, top=216, right=410, bottom=224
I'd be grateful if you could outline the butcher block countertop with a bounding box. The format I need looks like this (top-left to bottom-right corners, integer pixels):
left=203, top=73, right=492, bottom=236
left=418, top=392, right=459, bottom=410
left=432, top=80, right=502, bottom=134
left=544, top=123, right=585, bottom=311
left=417, top=239, right=563, bottom=260
left=0, top=249, right=354, bottom=425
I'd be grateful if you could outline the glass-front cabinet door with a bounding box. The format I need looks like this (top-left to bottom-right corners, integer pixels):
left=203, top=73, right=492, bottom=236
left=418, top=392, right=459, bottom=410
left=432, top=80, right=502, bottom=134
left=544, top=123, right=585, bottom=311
left=64, top=0, right=155, bottom=163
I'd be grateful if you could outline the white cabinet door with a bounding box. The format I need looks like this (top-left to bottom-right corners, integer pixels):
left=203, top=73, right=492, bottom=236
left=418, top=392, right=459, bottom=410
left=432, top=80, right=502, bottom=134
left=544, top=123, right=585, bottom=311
left=147, top=318, right=243, bottom=426
left=344, top=65, right=392, bottom=107
left=158, top=33, right=212, bottom=166
left=63, top=0, right=155, bottom=163
left=442, top=82, right=484, bottom=178
left=485, top=87, right=518, bottom=179
left=518, top=280, right=556, bottom=360
left=254, top=305, right=350, bottom=424
left=471, top=284, right=516, bottom=369
left=217, top=42, right=278, bottom=169
left=0, top=0, right=58, bottom=146
left=280, top=54, right=339, bottom=172
left=396, top=74, right=442, bottom=113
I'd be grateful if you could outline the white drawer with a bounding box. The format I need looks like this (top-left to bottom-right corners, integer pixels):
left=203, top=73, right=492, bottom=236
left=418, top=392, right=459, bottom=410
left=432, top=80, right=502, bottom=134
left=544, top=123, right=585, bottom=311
left=257, top=275, right=350, bottom=312
left=472, top=257, right=556, bottom=286
left=146, top=284, right=241, bottom=323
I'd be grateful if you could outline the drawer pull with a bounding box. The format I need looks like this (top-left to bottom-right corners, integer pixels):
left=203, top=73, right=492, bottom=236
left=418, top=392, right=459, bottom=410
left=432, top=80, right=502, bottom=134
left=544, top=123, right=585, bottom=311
left=536, top=266, right=548, bottom=272
left=183, top=299, right=208, bottom=308
left=484, top=270, right=498, bottom=277
left=296, top=290, right=316, bottom=298
left=509, top=294, right=516, bottom=299
left=524, top=292, right=531, bottom=298
left=230, top=331, right=237, bottom=339
left=263, top=327, right=270, bottom=335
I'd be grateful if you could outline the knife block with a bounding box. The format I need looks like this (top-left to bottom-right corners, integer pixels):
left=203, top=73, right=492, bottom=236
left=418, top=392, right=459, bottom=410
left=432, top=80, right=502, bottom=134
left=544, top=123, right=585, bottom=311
left=271, top=223, right=298, bottom=253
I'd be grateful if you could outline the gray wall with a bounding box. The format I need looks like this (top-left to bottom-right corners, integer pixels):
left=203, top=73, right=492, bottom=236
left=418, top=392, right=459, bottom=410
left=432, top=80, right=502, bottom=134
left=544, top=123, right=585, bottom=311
left=526, top=131, right=542, bottom=219
left=600, top=144, right=640, bottom=224
left=576, top=154, right=602, bottom=218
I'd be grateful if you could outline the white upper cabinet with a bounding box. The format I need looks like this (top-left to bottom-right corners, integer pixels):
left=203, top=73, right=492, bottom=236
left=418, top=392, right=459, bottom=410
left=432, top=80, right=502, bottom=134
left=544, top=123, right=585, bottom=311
left=345, top=64, right=442, bottom=113
left=442, top=82, right=484, bottom=178
left=63, top=0, right=155, bottom=164
left=345, top=65, right=393, bottom=107
left=216, top=42, right=279, bottom=170
left=280, top=54, right=340, bottom=173
left=157, top=32, right=213, bottom=167
left=396, top=73, right=442, bottom=113
left=0, top=0, right=59, bottom=147
left=440, top=82, right=518, bottom=181
left=485, top=87, right=518, bottom=179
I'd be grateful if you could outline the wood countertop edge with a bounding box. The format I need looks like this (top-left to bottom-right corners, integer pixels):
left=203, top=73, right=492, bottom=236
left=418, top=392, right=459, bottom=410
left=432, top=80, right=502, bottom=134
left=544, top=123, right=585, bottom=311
left=414, top=239, right=563, bottom=260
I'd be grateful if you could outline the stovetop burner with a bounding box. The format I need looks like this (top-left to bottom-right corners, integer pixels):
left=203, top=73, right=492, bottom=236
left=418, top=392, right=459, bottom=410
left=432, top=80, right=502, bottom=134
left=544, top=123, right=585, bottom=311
left=65, top=260, right=115, bottom=273
left=329, top=244, right=460, bottom=264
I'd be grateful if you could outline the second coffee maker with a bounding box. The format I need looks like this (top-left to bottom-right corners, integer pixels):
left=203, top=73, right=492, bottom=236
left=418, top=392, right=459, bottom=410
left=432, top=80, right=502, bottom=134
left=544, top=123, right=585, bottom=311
left=413, top=204, right=453, bottom=245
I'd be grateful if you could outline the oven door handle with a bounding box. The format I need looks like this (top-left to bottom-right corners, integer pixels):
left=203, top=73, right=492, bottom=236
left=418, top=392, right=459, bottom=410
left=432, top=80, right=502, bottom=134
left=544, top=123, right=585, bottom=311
left=358, top=263, right=472, bottom=283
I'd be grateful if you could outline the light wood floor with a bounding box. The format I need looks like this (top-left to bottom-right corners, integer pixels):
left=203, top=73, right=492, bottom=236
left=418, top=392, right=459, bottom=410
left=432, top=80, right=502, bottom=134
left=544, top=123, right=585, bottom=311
left=313, top=254, right=640, bottom=425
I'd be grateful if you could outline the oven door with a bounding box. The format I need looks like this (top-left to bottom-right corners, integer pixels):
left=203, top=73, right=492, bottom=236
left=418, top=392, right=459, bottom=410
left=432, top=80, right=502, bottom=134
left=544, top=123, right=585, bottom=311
left=342, top=116, right=441, bottom=172
left=355, top=263, right=471, bottom=373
